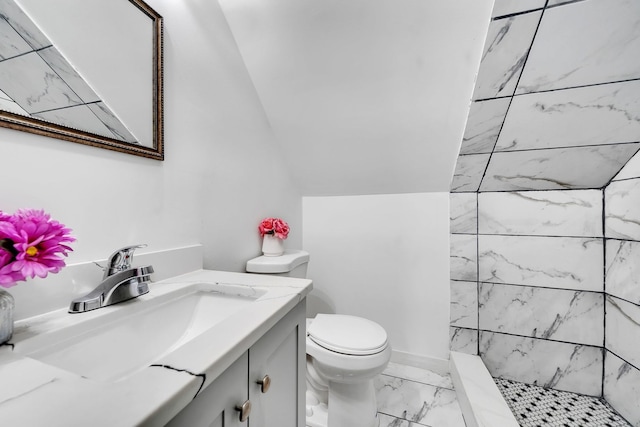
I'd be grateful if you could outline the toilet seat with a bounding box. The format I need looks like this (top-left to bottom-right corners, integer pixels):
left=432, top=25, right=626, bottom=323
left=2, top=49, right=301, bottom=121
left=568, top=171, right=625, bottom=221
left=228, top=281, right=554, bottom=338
left=307, top=314, right=388, bottom=356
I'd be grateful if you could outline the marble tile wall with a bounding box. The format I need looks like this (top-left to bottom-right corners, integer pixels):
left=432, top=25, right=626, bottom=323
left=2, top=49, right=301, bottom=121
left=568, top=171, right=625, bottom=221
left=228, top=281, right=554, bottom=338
left=449, top=0, right=640, bottom=416
left=450, top=190, right=606, bottom=396
left=450, top=192, right=478, bottom=355
left=604, top=154, right=640, bottom=426
left=451, top=0, right=640, bottom=193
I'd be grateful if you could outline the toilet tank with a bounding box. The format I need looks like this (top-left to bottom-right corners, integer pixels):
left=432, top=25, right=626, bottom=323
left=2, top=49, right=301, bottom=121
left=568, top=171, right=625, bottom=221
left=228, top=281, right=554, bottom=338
left=246, top=250, right=310, bottom=278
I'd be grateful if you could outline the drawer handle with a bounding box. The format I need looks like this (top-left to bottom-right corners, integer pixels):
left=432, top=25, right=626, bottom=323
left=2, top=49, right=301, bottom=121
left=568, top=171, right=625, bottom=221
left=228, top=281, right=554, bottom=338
left=236, top=400, right=251, bottom=422
left=257, top=374, right=272, bottom=393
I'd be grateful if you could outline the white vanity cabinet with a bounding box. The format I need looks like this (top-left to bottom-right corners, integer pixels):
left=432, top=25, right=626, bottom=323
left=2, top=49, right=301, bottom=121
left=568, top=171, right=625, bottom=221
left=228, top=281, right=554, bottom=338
left=167, top=300, right=306, bottom=427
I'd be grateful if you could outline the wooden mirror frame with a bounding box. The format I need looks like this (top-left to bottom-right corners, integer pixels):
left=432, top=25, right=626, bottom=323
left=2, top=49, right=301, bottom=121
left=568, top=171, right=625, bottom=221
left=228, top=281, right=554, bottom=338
left=0, top=0, right=164, bottom=160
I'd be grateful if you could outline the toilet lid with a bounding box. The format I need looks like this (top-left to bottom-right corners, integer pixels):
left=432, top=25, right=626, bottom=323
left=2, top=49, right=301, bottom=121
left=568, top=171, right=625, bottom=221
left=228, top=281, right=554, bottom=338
left=307, top=314, right=388, bottom=356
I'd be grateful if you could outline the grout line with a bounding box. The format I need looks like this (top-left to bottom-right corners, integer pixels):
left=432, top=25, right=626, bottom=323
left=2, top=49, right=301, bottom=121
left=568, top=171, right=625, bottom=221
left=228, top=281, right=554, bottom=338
left=475, top=0, right=548, bottom=193
left=377, top=411, right=432, bottom=427
left=458, top=140, right=640, bottom=156
left=472, top=232, right=603, bottom=239
left=491, top=7, right=545, bottom=21
left=452, top=280, right=640, bottom=308
left=610, top=175, right=640, bottom=184
left=475, top=192, right=480, bottom=356
left=475, top=281, right=605, bottom=296
left=604, top=348, right=640, bottom=381
left=602, top=188, right=607, bottom=398
left=479, top=329, right=603, bottom=349
left=381, top=372, right=455, bottom=391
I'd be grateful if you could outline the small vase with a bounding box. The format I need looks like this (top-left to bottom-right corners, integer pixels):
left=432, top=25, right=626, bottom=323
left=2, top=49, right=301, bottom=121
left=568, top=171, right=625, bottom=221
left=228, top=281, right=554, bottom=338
left=262, top=234, right=284, bottom=257
left=0, top=288, right=14, bottom=345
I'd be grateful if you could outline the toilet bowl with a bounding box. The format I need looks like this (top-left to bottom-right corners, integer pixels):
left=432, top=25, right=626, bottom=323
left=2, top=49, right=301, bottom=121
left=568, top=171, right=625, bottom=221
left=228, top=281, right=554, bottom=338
left=246, top=251, right=391, bottom=427
left=306, top=314, right=391, bottom=427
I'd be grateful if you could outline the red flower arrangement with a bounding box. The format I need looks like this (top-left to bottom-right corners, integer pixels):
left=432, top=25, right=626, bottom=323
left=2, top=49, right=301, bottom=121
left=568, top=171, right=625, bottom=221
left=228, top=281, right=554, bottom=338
left=258, top=217, right=289, bottom=240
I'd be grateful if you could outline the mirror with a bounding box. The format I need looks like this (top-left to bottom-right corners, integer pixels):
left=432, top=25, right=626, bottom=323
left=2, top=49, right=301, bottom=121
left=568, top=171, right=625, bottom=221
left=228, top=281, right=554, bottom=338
left=0, top=0, right=163, bottom=160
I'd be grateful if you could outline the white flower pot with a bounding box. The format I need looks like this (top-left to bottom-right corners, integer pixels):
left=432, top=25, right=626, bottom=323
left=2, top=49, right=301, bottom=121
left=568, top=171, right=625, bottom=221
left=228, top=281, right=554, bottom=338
left=262, top=234, right=284, bottom=257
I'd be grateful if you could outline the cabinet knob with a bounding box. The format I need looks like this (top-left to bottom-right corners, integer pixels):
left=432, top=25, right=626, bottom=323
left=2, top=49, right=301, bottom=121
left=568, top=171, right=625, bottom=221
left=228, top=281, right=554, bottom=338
left=235, top=400, right=251, bottom=422
left=257, top=374, right=272, bottom=393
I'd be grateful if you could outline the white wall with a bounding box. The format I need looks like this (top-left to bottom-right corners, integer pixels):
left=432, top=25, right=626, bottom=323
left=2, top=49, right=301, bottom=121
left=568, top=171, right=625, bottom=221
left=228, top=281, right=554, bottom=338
left=219, top=0, right=493, bottom=196
left=0, top=0, right=301, bottom=316
left=303, top=193, right=450, bottom=360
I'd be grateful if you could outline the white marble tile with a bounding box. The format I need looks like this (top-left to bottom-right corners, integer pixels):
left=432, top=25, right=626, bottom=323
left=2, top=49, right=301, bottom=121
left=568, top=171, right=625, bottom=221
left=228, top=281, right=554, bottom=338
left=383, top=361, right=454, bottom=390
left=604, top=351, right=640, bottom=427
left=0, top=15, right=31, bottom=60
left=605, top=178, right=640, bottom=240
left=38, top=46, right=100, bottom=103
left=0, top=95, right=28, bottom=115
left=478, top=235, right=603, bottom=291
left=605, top=295, right=640, bottom=368
left=88, top=102, right=138, bottom=143
left=613, top=150, right=640, bottom=181
left=450, top=234, right=477, bottom=281
left=479, top=331, right=603, bottom=396
left=478, top=190, right=602, bottom=237
left=497, top=80, right=640, bottom=151
left=450, top=193, right=477, bottom=234
left=517, top=0, right=640, bottom=93
left=377, top=413, right=411, bottom=427
left=451, top=154, right=490, bottom=192
left=547, top=0, right=587, bottom=6
left=375, top=375, right=466, bottom=426
left=451, top=280, right=478, bottom=329
left=473, top=11, right=542, bottom=100
left=461, top=98, right=510, bottom=154
left=35, top=104, right=116, bottom=139
left=0, top=0, right=50, bottom=49
left=491, top=0, right=546, bottom=18
left=606, top=239, right=640, bottom=305
left=450, top=327, right=478, bottom=355
left=479, top=283, right=603, bottom=346
left=0, top=51, right=82, bottom=114
left=480, top=144, right=639, bottom=191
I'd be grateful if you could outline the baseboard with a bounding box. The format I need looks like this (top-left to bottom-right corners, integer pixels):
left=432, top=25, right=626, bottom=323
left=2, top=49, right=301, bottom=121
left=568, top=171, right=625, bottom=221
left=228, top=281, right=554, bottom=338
left=391, top=350, right=450, bottom=376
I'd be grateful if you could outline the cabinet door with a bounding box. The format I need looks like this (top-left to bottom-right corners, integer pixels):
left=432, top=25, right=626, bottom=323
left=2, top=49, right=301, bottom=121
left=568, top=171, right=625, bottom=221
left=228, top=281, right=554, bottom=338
left=249, top=301, right=306, bottom=427
left=167, top=352, right=249, bottom=427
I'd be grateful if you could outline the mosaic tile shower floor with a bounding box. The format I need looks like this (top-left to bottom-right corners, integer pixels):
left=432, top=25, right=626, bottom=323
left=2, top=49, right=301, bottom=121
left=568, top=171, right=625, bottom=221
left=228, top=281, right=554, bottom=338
left=495, top=378, right=631, bottom=427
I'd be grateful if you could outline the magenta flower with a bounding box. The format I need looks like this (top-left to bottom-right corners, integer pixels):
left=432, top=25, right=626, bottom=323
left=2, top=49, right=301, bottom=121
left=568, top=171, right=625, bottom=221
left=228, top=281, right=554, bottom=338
left=0, top=209, right=75, bottom=288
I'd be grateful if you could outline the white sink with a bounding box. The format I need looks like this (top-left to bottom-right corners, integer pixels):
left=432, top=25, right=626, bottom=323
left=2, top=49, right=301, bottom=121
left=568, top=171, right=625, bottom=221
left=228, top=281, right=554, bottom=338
left=14, top=282, right=265, bottom=382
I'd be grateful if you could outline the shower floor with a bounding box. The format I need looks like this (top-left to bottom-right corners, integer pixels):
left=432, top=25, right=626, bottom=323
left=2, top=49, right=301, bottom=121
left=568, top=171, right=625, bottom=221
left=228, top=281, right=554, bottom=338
left=494, top=378, right=631, bottom=427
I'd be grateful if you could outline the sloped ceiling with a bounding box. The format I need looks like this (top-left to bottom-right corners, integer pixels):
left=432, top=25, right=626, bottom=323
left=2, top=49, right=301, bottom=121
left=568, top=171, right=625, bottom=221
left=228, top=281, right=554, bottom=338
left=218, top=0, right=493, bottom=196
left=452, top=0, right=640, bottom=193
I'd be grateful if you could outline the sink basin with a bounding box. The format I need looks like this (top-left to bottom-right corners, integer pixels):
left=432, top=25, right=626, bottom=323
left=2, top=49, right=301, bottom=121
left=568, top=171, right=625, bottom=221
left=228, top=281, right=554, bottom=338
left=14, top=282, right=265, bottom=382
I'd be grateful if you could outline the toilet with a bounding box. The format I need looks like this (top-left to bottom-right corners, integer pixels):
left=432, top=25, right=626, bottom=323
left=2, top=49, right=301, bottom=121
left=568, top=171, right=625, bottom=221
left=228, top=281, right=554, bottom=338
left=246, top=250, right=391, bottom=427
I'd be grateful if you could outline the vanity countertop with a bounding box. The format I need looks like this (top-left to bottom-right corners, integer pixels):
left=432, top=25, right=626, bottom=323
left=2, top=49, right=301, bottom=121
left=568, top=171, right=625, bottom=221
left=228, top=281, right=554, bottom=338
left=0, top=269, right=312, bottom=426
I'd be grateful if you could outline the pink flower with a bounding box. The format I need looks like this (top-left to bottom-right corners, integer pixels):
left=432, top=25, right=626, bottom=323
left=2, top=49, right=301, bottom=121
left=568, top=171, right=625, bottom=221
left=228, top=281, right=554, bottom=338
left=273, top=219, right=290, bottom=239
left=0, top=215, right=23, bottom=286
left=0, top=209, right=75, bottom=288
left=258, top=217, right=289, bottom=240
left=258, top=218, right=276, bottom=236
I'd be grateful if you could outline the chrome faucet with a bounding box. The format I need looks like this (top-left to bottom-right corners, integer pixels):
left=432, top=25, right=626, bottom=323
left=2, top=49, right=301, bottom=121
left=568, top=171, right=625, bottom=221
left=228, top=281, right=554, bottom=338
left=69, top=244, right=154, bottom=313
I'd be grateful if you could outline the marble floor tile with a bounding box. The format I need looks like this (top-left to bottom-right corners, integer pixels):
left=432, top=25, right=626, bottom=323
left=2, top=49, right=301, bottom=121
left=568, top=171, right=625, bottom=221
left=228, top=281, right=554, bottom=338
left=383, top=362, right=454, bottom=390
left=375, top=374, right=466, bottom=427
left=378, top=413, right=412, bottom=427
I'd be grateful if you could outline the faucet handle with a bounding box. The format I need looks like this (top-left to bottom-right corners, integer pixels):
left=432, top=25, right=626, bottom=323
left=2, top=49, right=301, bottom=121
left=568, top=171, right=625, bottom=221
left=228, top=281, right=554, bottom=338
left=104, top=244, right=147, bottom=278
